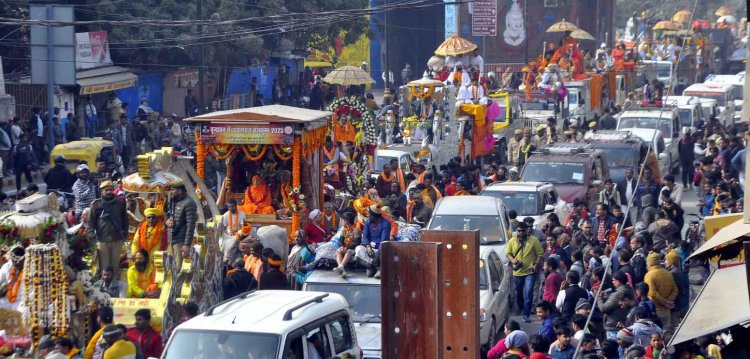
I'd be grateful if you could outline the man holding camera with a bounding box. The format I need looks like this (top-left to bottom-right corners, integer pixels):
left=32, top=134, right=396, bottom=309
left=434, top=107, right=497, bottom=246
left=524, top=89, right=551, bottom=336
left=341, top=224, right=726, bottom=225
left=506, top=221, right=544, bottom=322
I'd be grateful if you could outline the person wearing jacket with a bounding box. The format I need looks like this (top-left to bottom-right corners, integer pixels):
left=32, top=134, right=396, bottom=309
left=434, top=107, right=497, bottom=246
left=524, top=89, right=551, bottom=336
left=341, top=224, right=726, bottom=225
left=643, top=253, right=678, bottom=331
left=87, top=181, right=127, bottom=279
left=647, top=211, right=680, bottom=252
left=665, top=250, right=689, bottom=325
left=598, top=180, right=621, bottom=211
left=126, top=309, right=163, bottom=359
left=597, top=271, right=634, bottom=338
left=166, top=180, right=197, bottom=270
left=628, top=306, right=663, bottom=347
left=677, top=130, right=696, bottom=189
left=639, top=194, right=657, bottom=228
left=45, top=155, right=76, bottom=193
left=590, top=203, right=618, bottom=247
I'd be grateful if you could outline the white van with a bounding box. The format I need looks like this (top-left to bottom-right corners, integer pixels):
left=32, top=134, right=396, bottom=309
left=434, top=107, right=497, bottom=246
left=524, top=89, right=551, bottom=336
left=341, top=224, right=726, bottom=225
left=704, top=74, right=744, bottom=122
left=663, top=95, right=704, bottom=128
left=682, top=82, right=736, bottom=126
left=161, top=291, right=362, bottom=359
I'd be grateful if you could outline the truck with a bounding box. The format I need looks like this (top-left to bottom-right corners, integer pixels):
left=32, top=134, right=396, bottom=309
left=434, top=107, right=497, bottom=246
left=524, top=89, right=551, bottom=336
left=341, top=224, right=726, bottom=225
left=567, top=74, right=607, bottom=127
left=682, top=82, right=736, bottom=127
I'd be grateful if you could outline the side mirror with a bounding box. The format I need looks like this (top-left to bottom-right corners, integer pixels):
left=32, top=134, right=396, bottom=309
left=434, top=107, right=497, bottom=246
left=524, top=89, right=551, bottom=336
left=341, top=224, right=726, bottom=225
left=591, top=180, right=603, bottom=187
left=544, top=204, right=555, bottom=213
left=658, top=152, right=668, bottom=160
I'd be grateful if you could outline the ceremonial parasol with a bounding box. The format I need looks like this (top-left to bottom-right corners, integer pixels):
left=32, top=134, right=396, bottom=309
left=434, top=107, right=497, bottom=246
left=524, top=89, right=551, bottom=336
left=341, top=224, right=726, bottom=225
left=715, top=5, right=733, bottom=17
left=546, top=19, right=580, bottom=33
left=322, top=65, right=375, bottom=86
left=672, top=10, right=691, bottom=23
left=434, top=34, right=478, bottom=56
left=653, top=20, right=679, bottom=31
left=570, top=29, right=595, bottom=41
left=122, top=170, right=182, bottom=193
left=718, top=15, right=737, bottom=24
left=427, top=55, right=445, bottom=70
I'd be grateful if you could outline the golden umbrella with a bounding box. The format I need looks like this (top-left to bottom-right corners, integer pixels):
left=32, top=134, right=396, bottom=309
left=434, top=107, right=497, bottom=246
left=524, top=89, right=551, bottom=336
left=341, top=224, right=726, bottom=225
left=570, top=29, right=595, bottom=41
left=672, top=10, right=691, bottom=23
left=546, top=19, right=580, bottom=33
left=322, top=65, right=375, bottom=85
left=653, top=20, right=679, bottom=31
left=434, top=34, right=478, bottom=56
left=715, top=5, right=733, bottom=16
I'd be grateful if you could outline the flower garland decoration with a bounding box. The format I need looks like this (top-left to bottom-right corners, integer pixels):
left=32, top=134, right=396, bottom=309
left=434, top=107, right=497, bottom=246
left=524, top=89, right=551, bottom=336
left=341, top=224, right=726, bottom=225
left=302, top=126, right=327, bottom=157
left=208, top=144, right=236, bottom=160
left=195, top=130, right=205, bottom=180
left=240, top=144, right=267, bottom=161
left=405, top=85, right=436, bottom=101
left=39, top=216, right=62, bottom=244
left=0, top=221, right=20, bottom=248
left=273, top=145, right=293, bottom=161
left=287, top=187, right=306, bottom=213
left=290, top=137, right=302, bottom=242
left=326, top=96, right=377, bottom=146
left=24, top=244, right=69, bottom=342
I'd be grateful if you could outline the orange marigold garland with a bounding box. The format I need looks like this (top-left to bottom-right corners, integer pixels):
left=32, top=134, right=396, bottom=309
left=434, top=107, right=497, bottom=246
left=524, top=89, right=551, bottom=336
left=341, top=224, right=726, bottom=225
left=25, top=244, right=69, bottom=342
left=273, top=145, right=293, bottom=161
left=290, top=137, right=302, bottom=243
left=208, top=144, right=235, bottom=160
left=302, top=126, right=326, bottom=157
left=196, top=130, right=205, bottom=180
left=240, top=145, right=267, bottom=161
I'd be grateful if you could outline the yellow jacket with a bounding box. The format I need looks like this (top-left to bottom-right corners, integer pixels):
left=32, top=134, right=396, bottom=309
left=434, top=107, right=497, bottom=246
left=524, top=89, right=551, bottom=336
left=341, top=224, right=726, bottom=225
left=84, top=326, right=105, bottom=359
left=102, top=339, right=136, bottom=359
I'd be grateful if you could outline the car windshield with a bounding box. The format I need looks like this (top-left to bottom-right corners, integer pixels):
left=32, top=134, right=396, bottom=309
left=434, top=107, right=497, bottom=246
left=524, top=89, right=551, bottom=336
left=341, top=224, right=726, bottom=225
left=164, top=330, right=280, bottom=359
left=655, top=63, right=671, bottom=78
left=618, top=117, right=671, bottom=138
left=522, top=161, right=586, bottom=185
left=482, top=191, right=540, bottom=216
left=305, top=283, right=381, bottom=323
left=428, top=215, right=505, bottom=243
left=568, top=91, right=579, bottom=105
left=493, top=106, right=508, bottom=124
left=599, top=147, right=636, bottom=167
left=373, top=155, right=394, bottom=174
left=678, top=109, right=693, bottom=127
left=686, top=93, right=726, bottom=105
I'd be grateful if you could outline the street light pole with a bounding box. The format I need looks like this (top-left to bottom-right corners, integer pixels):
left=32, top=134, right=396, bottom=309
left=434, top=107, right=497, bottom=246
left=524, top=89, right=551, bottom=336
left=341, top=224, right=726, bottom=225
left=383, top=0, right=391, bottom=103
left=198, top=0, right=205, bottom=114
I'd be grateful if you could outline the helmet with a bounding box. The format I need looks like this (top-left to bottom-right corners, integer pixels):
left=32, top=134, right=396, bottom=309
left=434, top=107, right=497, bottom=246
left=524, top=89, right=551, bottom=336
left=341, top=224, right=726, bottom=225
left=54, top=155, right=65, bottom=165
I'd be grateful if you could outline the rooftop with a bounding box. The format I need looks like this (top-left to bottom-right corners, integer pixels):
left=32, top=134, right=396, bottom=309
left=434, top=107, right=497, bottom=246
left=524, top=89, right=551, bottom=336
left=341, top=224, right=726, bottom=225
left=184, top=105, right=332, bottom=126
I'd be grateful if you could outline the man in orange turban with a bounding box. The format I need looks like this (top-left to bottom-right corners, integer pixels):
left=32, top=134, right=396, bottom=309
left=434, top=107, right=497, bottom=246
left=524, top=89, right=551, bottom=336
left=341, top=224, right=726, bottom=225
left=131, top=207, right=166, bottom=259
left=238, top=175, right=276, bottom=215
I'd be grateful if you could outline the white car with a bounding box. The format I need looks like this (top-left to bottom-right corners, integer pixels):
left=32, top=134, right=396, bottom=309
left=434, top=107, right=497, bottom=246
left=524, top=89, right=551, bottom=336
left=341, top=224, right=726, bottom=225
left=371, top=149, right=417, bottom=180
left=162, top=291, right=362, bottom=359
left=303, top=272, right=382, bottom=359
left=303, top=251, right=512, bottom=356
left=426, top=196, right=511, bottom=244
left=480, top=182, right=566, bottom=230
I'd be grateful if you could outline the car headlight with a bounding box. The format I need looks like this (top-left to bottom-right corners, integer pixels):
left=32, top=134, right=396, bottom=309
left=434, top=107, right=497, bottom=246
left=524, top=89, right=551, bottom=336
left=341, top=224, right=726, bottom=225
left=479, top=308, right=487, bottom=322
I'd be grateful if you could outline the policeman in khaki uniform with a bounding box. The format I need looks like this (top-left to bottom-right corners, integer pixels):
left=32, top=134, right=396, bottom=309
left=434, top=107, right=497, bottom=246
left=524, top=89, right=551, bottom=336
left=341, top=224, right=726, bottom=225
left=507, top=128, right=523, bottom=166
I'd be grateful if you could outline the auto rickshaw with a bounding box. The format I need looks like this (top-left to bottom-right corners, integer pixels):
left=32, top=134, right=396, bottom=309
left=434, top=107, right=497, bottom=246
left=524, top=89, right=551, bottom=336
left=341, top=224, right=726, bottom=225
left=49, top=138, right=117, bottom=172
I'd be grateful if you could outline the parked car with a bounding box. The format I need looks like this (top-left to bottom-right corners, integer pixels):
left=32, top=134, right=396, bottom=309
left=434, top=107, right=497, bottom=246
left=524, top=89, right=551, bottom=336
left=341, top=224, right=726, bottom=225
left=426, top=196, right=511, bottom=244
left=683, top=82, right=736, bottom=127
left=162, top=291, right=362, bottom=359
left=663, top=95, right=704, bottom=129
left=616, top=106, right=681, bottom=150
left=480, top=182, right=566, bottom=230
left=520, top=143, right=610, bottom=210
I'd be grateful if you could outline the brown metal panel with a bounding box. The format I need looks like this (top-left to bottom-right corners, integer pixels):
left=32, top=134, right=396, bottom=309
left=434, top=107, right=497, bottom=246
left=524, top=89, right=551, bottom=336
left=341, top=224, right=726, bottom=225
left=381, top=241, right=443, bottom=359
left=423, top=230, right=481, bottom=359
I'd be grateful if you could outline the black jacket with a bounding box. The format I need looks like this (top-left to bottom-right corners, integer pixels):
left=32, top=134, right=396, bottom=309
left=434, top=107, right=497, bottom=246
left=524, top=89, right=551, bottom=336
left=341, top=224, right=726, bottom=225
left=223, top=268, right=256, bottom=298
left=169, top=196, right=197, bottom=246
left=560, top=284, right=589, bottom=322
left=677, top=136, right=695, bottom=165
left=44, top=164, right=76, bottom=192
left=259, top=269, right=289, bottom=290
